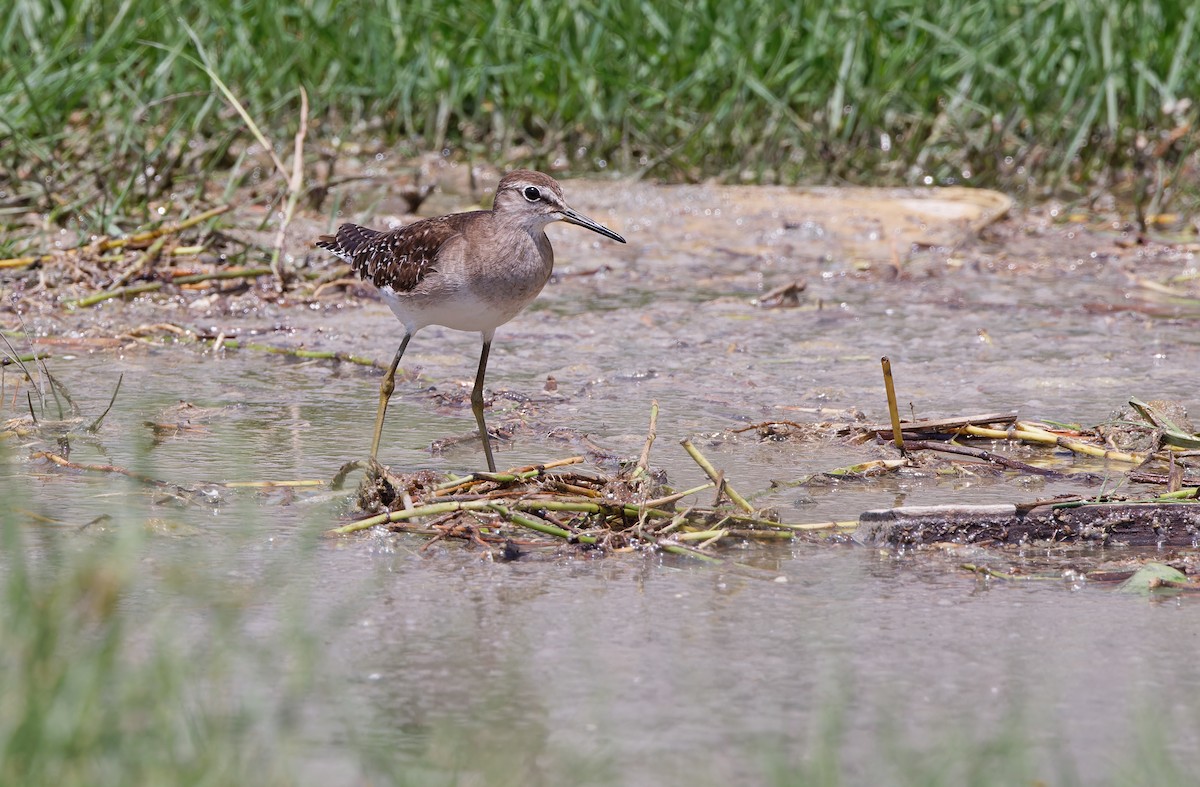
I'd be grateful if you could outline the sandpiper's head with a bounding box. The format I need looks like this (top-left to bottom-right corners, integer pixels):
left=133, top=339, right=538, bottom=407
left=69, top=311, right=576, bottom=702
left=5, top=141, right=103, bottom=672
left=492, top=170, right=626, bottom=243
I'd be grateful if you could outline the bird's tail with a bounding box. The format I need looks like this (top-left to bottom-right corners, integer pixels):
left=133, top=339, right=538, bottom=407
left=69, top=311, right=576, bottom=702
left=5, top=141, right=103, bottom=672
left=315, top=224, right=382, bottom=264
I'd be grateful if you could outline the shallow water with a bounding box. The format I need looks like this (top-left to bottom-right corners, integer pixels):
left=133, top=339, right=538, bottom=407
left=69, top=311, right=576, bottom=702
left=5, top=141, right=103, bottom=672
left=5, top=180, right=1200, bottom=783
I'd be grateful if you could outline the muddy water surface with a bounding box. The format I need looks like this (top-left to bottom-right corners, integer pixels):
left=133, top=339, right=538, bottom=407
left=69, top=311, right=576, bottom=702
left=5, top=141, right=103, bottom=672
left=6, top=178, right=1200, bottom=783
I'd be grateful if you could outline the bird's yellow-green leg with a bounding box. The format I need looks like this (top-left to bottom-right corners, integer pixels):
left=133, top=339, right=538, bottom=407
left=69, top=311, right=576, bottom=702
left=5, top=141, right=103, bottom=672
left=370, top=333, right=411, bottom=461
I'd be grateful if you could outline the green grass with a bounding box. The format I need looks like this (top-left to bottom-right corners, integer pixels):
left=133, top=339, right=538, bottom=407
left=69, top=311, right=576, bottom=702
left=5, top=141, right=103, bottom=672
left=1, top=0, right=1197, bottom=235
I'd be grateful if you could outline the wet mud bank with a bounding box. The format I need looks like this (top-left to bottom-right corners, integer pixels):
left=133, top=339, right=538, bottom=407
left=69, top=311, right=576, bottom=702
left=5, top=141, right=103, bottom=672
left=4, top=175, right=1200, bottom=556
left=857, top=502, right=1200, bottom=548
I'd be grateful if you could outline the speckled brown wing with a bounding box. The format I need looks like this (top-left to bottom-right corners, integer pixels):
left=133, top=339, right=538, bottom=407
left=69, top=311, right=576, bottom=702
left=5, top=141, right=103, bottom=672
left=317, top=213, right=480, bottom=292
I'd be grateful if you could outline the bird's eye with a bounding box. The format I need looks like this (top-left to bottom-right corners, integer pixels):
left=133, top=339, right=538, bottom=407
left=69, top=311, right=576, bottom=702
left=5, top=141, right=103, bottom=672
left=522, top=186, right=540, bottom=202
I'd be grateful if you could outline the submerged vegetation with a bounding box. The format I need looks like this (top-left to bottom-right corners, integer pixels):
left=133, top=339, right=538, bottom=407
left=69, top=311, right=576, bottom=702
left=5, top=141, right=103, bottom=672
left=2, top=0, right=1198, bottom=243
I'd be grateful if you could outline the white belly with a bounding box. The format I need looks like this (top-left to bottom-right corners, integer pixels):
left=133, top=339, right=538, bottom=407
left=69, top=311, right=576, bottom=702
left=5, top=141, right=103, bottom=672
left=378, top=286, right=531, bottom=334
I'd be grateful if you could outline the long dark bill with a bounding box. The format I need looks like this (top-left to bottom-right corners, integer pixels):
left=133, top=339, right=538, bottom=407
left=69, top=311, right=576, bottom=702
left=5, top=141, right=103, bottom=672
left=560, top=208, right=626, bottom=243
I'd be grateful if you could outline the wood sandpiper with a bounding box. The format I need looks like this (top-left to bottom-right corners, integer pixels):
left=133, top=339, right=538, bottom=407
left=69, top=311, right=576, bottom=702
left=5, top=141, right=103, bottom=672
left=317, top=169, right=626, bottom=472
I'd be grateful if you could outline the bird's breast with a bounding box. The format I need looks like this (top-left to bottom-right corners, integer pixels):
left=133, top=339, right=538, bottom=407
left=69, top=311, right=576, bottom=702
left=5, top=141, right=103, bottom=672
left=468, top=231, right=553, bottom=310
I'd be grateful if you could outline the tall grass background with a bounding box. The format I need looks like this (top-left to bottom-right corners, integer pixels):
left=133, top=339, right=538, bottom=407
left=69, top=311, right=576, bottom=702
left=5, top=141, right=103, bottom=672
left=1, top=0, right=1197, bottom=228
